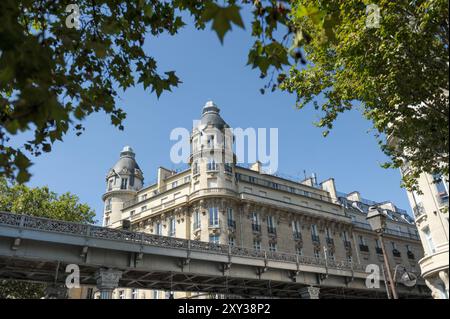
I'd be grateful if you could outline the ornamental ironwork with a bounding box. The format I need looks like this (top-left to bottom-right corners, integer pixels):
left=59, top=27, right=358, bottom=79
left=0, top=212, right=366, bottom=272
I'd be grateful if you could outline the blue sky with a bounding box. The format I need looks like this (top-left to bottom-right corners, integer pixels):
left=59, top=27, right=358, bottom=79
left=18, top=11, right=411, bottom=223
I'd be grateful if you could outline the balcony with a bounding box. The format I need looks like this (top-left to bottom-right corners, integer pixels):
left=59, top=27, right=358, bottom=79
left=252, top=223, right=261, bottom=233
left=311, top=235, right=320, bottom=244
left=359, top=244, right=369, bottom=252
left=407, top=251, right=415, bottom=260
left=413, top=203, right=425, bottom=218
left=267, top=226, right=277, bottom=236
left=375, top=247, right=383, bottom=255
left=392, top=249, right=401, bottom=258
left=437, top=193, right=449, bottom=207
left=293, top=232, right=302, bottom=241
left=326, top=237, right=334, bottom=246
left=227, top=219, right=236, bottom=230
left=206, top=163, right=219, bottom=172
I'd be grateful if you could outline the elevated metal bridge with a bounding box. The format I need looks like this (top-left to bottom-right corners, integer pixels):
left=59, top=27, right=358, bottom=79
left=0, top=212, right=428, bottom=298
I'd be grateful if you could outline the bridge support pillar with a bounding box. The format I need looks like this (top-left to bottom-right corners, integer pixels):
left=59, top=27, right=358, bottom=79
left=44, top=284, right=68, bottom=299
left=299, top=286, right=320, bottom=299
left=95, top=268, right=122, bottom=299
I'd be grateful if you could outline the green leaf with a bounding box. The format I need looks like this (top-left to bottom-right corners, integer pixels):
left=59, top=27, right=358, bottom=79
left=202, top=3, right=245, bottom=43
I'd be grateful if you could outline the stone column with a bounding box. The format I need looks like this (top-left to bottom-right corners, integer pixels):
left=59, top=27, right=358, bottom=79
left=44, top=284, right=68, bottom=299
left=95, top=268, right=122, bottom=299
left=299, top=286, right=320, bottom=299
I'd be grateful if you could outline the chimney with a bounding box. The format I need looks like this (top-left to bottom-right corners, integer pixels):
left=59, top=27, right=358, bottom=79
left=250, top=161, right=262, bottom=174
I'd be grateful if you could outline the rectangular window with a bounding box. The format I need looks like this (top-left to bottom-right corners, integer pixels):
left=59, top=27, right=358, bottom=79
left=193, top=162, right=199, bottom=175
left=155, top=222, right=162, bottom=236
left=209, top=234, right=219, bottom=244
left=193, top=210, right=201, bottom=230
left=209, top=207, right=219, bottom=227
left=130, top=210, right=135, bottom=217
left=224, top=163, right=233, bottom=174
left=251, top=212, right=260, bottom=232
left=228, top=236, right=235, bottom=247
left=269, top=242, right=277, bottom=252
left=342, top=231, right=348, bottom=242
left=292, top=220, right=299, bottom=233
left=108, top=179, right=113, bottom=191
left=311, top=224, right=318, bottom=236
left=207, top=135, right=214, bottom=148
left=141, top=205, right=147, bottom=212
left=253, top=240, right=261, bottom=251
left=184, top=176, right=191, bottom=183
left=131, top=289, right=138, bottom=300
left=375, top=239, right=381, bottom=248
left=207, top=159, right=218, bottom=171
left=267, top=215, right=276, bottom=234
left=118, top=290, right=125, bottom=299
left=296, top=247, right=303, bottom=255
left=172, top=181, right=178, bottom=188
left=141, top=194, right=147, bottom=201
left=169, top=217, right=176, bottom=237
left=120, top=178, right=128, bottom=190
left=358, top=235, right=366, bottom=245
left=227, top=208, right=233, bottom=221
left=129, top=174, right=135, bottom=187
left=391, top=241, right=397, bottom=250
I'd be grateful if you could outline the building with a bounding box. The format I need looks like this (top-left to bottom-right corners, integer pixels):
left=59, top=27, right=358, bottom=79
left=399, top=164, right=449, bottom=299
left=95, top=101, right=428, bottom=299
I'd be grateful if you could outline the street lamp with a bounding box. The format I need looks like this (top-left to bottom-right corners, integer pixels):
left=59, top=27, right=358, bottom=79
left=366, top=206, right=399, bottom=299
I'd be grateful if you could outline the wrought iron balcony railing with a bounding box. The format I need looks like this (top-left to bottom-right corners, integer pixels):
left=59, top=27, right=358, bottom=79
left=227, top=219, right=236, bottom=229
left=326, top=237, right=334, bottom=245
left=413, top=203, right=425, bottom=218
left=359, top=244, right=369, bottom=252
left=267, top=226, right=277, bottom=236
left=252, top=223, right=261, bottom=232
left=311, top=234, right=320, bottom=244
left=375, top=247, right=383, bottom=255
left=407, top=251, right=415, bottom=260
left=392, top=249, right=401, bottom=258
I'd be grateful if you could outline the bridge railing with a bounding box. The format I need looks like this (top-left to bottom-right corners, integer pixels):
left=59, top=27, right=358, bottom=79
left=0, top=211, right=364, bottom=272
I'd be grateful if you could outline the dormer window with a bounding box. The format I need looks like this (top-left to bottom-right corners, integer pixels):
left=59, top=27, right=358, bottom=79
left=120, top=178, right=128, bottom=189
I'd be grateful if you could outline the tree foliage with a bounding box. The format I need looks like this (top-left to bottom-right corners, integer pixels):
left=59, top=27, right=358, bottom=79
left=279, top=0, right=449, bottom=190
left=1, top=0, right=448, bottom=191
left=0, top=178, right=95, bottom=298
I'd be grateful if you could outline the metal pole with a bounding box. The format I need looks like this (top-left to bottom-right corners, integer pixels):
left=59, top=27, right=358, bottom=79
left=379, top=233, right=398, bottom=299
left=381, top=264, right=392, bottom=299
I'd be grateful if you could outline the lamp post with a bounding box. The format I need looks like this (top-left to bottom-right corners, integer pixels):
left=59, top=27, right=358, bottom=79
left=366, top=207, right=399, bottom=299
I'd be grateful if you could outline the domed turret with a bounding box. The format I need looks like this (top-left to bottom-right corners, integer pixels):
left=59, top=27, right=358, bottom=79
left=190, top=100, right=237, bottom=194
left=102, top=146, right=144, bottom=227
left=199, top=101, right=228, bottom=130
left=112, top=146, right=141, bottom=174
